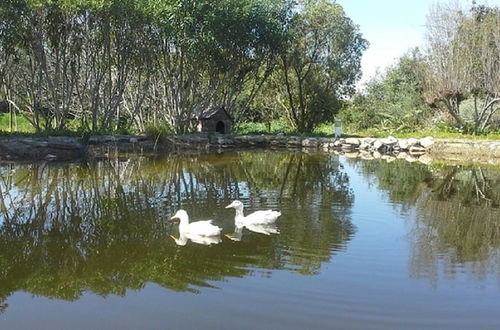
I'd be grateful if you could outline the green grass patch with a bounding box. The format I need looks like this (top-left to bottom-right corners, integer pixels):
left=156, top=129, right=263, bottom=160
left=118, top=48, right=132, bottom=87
left=0, top=113, right=35, bottom=133
left=236, top=120, right=500, bottom=140
left=0, top=113, right=139, bottom=137
left=235, top=120, right=293, bottom=135
left=343, top=128, right=500, bottom=140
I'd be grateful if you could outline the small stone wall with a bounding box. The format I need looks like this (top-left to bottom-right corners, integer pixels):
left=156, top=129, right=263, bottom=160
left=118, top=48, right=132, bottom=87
left=0, top=136, right=84, bottom=161
left=176, top=134, right=435, bottom=155
left=1, top=134, right=499, bottom=164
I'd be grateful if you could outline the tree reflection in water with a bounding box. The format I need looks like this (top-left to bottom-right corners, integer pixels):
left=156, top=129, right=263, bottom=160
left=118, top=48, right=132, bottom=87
left=0, top=151, right=355, bottom=309
left=351, top=159, right=500, bottom=285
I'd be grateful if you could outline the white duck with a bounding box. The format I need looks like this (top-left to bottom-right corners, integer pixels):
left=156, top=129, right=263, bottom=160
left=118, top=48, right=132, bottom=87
left=225, top=200, right=281, bottom=226
left=170, top=209, right=222, bottom=243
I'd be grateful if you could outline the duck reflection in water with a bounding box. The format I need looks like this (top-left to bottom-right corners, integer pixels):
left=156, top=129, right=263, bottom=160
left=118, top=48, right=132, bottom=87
left=225, top=223, right=280, bottom=242
left=170, top=233, right=222, bottom=246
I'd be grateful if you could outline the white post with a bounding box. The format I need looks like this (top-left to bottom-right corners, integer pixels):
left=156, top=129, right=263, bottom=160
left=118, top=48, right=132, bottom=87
left=334, top=118, right=342, bottom=138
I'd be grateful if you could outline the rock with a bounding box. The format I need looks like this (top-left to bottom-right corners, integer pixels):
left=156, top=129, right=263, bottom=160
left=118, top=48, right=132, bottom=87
left=381, top=136, right=398, bottom=146
left=373, top=139, right=384, bottom=150
left=398, top=139, right=409, bottom=150
left=419, top=136, right=434, bottom=148
left=397, top=152, right=408, bottom=159
left=372, top=151, right=382, bottom=159
left=0, top=137, right=84, bottom=161
left=333, top=139, right=343, bottom=147
left=302, top=138, right=318, bottom=148
left=409, top=146, right=426, bottom=154
left=341, top=144, right=356, bottom=150
left=407, top=138, right=419, bottom=147
left=286, top=136, right=303, bottom=147
left=179, top=134, right=210, bottom=144
left=359, top=141, right=371, bottom=150
left=361, top=137, right=376, bottom=144
left=209, top=135, right=233, bottom=146
left=234, top=135, right=265, bottom=145
left=344, top=138, right=360, bottom=146
left=318, top=138, right=334, bottom=150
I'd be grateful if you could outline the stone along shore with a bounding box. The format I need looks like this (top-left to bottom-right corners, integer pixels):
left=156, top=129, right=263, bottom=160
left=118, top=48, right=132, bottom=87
left=0, top=134, right=499, bottom=164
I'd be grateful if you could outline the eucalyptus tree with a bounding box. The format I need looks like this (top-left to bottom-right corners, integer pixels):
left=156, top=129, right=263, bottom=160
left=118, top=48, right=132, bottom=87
left=141, top=0, right=292, bottom=133
left=1, top=0, right=293, bottom=133
left=274, top=0, right=367, bottom=132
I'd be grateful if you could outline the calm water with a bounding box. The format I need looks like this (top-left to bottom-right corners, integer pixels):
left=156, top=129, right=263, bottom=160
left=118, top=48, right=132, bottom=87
left=0, top=151, right=499, bottom=329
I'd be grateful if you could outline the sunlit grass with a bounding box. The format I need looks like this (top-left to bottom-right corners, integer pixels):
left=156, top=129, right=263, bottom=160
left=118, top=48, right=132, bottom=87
left=237, top=120, right=500, bottom=140
left=2, top=114, right=499, bottom=140
left=0, top=113, right=35, bottom=133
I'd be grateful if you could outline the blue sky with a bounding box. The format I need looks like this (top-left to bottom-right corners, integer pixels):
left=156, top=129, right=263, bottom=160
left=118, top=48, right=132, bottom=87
left=336, top=0, right=500, bottom=87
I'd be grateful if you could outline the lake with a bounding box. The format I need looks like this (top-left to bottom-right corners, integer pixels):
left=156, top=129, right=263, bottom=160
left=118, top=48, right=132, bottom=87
left=0, top=151, right=499, bottom=329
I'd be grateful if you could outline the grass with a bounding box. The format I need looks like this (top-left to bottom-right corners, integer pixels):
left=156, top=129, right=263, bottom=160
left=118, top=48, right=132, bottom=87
left=236, top=120, right=500, bottom=140
left=2, top=114, right=499, bottom=140
left=342, top=128, right=500, bottom=140
left=0, top=113, right=137, bottom=138
left=0, top=113, right=35, bottom=133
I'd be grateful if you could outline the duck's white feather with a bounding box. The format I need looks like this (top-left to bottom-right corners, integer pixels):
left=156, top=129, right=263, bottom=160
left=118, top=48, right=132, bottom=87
left=243, top=210, right=281, bottom=225
left=171, top=210, right=222, bottom=238
left=185, top=220, right=222, bottom=237
left=226, top=200, right=281, bottom=227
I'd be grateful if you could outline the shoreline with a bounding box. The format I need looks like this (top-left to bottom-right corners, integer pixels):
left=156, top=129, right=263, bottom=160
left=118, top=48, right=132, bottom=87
left=0, top=134, right=499, bottom=166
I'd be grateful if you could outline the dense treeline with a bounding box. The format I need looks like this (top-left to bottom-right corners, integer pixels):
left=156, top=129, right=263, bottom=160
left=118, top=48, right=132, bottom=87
left=342, top=2, right=500, bottom=134
left=0, top=0, right=366, bottom=133
left=0, top=0, right=291, bottom=132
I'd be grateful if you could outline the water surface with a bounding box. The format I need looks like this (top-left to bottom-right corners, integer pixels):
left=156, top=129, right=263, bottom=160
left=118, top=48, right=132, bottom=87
left=0, top=151, right=499, bottom=329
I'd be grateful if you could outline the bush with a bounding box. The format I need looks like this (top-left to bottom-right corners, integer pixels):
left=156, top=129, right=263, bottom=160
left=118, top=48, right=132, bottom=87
left=341, top=50, right=432, bottom=132
left=144, top=124, right=174, bottom=141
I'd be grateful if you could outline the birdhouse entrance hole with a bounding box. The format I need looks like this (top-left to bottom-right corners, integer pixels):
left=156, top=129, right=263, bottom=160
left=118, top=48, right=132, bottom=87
left=215, top=121, right=225, bottom=134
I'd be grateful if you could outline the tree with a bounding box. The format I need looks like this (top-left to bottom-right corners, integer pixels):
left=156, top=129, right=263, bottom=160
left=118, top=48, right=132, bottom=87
left=276, top=0, right=367, bottom=132
left=0, top=0, right=293, bottom=133
left=341, top=49, right=431, bottom=131
left=423, top=1, right=500, bottom=133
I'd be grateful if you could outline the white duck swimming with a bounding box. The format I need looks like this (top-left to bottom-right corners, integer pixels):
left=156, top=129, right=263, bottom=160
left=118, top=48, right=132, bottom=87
left=170, top=209, right=222, bottom=239
left=225, top=200, right=281, bottom=226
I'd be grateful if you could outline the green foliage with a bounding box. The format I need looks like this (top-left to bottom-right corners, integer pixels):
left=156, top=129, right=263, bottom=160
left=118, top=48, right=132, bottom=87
left=252, top=0, right=367, bottom=133
left=235, top=120, right=292, bottom=135
left=423, top=2, right=500, bottom=133
left=341, top=50, right=431, bottom=132
left=0, top=113, right=34, bottom=133
left=0, top=0, right=294, bottom=134
left=144, top=123, right=174, bottom=141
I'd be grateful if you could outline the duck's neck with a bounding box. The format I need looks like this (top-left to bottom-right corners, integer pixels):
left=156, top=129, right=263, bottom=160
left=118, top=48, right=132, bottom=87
left=234, top=207, right=245, bottom=223
left=178, top=217, right=190, bottom=233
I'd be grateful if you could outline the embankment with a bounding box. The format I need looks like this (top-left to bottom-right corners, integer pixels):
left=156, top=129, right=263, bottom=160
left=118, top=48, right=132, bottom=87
left=0, top=134, right=499, bottom=165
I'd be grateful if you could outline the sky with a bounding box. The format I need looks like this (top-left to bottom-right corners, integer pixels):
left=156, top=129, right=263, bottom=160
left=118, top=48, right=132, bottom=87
left=336, top=0, right=500, bottom=88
